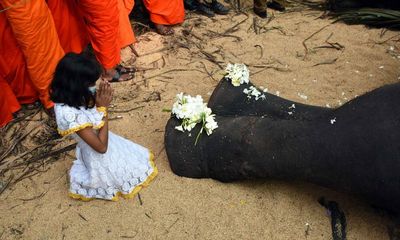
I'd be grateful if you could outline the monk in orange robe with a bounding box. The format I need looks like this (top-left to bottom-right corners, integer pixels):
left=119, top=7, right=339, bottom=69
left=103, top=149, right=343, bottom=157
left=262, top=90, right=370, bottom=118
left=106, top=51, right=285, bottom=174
left=0, top=13, right=39, bottom=127
left=47, top=0, right=89, bottom=53
left=48, top=0, right=135, bottom=63
left=143, top=0, right=185, bottom=35
left=118, top=0, right=138, bottom=66
left=77, top=0, right=136, bottom=81
left=77, top=0, right=120, bottom=73
left=1, top=0, right=64, bottom=111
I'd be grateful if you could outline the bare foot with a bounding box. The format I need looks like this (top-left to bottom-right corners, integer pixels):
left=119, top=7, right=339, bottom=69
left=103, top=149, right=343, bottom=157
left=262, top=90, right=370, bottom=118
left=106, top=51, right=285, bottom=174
left=12, top=110, right=25, bottom=119
left=22, top=101, right=40, bottom=110
left=154, top=24, right=174, bottom=35
left=121, top=46, right=137, bottom=66
left=102, top=67, right=135, bottom=83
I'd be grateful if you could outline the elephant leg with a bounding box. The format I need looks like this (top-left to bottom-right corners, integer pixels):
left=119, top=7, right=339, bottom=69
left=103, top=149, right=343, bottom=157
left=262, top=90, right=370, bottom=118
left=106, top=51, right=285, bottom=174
left=166, top=83, right=400, bottom=213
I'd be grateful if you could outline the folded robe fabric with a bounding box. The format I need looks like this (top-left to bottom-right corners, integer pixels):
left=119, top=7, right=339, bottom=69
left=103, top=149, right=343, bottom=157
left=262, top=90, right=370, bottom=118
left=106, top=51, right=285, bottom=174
left=0, top=12, right=38, bottom=127
left=0, top=76, right=19, bottom=128
left=1, top=0, right=64, bottom=109
left=47, top=0, right=89, bottom=53
left=143, top=0, right=185, bottom=25
left=118, top=0, right=136, bottom=48
left=78, top=0, right=120, bottom=70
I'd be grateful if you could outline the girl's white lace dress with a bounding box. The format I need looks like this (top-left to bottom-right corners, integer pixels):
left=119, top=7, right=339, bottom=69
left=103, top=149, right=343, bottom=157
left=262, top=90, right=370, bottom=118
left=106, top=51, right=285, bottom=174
left=54, top=103, right=157, bottom=201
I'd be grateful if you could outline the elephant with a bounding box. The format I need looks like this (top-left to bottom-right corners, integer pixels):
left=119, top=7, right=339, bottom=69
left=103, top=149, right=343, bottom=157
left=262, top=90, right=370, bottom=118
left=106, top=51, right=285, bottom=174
left=164, top=79, right=400, bottom=214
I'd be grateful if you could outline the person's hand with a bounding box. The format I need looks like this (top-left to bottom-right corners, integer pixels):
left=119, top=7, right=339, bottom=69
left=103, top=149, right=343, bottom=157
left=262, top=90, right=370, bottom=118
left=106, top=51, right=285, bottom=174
left=96, top=80, right=113, bottom=107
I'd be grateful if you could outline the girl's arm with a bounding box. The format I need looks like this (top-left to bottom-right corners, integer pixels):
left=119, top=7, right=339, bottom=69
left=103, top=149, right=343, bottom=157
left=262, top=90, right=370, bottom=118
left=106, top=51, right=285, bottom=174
left=76, top=114, right=109, bottom=153
left=76, top=80, right=112, bottom=154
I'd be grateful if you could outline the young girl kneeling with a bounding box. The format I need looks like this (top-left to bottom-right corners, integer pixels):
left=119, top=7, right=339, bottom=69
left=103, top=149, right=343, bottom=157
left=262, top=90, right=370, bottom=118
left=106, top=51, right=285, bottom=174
left=51, top=53, right=157, bottom=201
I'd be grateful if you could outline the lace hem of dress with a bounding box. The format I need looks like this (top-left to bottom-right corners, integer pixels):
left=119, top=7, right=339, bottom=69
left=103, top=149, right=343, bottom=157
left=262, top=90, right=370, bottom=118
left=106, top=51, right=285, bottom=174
left=68, top=152, right=157, bottom=201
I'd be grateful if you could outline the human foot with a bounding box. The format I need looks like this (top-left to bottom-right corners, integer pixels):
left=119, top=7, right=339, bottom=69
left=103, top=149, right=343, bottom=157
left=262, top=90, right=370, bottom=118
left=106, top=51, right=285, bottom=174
left=121, top=46, right=137, bottom=66
left=154, top=24, right=174, bottom=35
left=22, top=101, right=41, bottom=110
left=103, top=66, right=135, bottom=83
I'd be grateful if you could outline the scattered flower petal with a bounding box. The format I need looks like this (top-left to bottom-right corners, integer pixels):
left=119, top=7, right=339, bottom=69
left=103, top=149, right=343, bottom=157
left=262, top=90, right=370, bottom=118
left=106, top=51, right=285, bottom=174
left=243, top=86, right=266, bottom=101
left=298, top=93, right=308, bottom=100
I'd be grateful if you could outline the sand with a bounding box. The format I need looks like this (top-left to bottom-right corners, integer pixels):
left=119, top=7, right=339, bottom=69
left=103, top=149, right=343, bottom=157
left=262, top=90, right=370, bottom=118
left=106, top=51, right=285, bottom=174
left=1, top=2, right=400, bottom=239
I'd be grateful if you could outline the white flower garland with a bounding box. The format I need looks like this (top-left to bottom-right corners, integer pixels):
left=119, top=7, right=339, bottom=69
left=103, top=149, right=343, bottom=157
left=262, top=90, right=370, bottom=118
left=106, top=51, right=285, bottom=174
left=171, top=93, right=218, bottom=144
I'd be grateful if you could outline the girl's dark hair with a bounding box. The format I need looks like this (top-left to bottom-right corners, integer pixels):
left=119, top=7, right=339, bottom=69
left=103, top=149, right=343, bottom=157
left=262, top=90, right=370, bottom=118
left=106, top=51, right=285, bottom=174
left=50, top=52, right=102, bottom=108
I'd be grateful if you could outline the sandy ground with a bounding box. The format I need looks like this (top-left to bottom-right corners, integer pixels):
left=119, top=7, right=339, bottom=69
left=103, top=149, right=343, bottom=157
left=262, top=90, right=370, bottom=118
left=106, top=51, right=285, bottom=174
left=1, top=2, right=400, bottom=239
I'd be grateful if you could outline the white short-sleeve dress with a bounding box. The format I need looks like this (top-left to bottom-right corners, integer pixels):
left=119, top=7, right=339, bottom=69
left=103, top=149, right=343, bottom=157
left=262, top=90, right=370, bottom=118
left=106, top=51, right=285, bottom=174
left=54, top=103, right=157, bottom=201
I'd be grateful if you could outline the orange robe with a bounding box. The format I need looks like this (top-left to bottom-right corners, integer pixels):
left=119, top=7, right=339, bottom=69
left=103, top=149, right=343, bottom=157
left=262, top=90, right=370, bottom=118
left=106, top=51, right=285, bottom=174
left=0, top=13, right=39, bottom=127
left=0, top=75, right=19, bottom=127
left=118, top=0, right=136, bottom=48
left=47, top=0, right=89, bottom=53
left=78, top=0, right=120, bottom=70
left=1, top=0, right=65, bottom=109
left=143, top=0, right=185, bottom=25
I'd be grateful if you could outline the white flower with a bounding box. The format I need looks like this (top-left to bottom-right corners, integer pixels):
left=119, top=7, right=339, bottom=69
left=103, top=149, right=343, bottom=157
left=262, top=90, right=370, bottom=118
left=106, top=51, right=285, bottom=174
left=175, top=125, right=184, bottom=132
left=330, top=117, right=336, bottom=124
left=225, top=63, right=250, bottom=87
left=205, top=114, right=218, bottom=135
left=171, top=93, right=218, bottom=143
left=231, top=78, right=241, bottom=87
